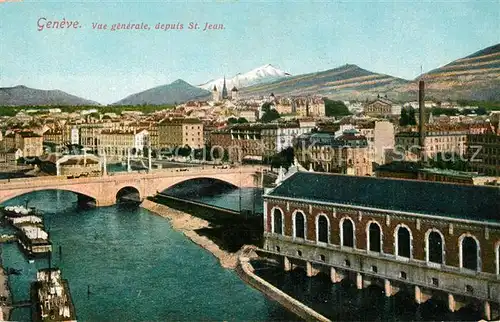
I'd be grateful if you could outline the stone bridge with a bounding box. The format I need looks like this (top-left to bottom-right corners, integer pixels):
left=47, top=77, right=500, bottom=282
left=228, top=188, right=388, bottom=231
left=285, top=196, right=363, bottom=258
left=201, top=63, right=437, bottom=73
left=0, top=166, right=263, bottom=207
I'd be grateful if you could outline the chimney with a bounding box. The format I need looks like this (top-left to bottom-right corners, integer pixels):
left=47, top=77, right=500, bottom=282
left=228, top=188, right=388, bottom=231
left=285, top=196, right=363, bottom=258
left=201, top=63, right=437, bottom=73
left=418, top=80, right=426, bottom=158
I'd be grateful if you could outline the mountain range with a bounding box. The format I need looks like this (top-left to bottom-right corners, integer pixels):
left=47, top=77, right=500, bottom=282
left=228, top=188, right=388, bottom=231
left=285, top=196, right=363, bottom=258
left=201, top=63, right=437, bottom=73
left=0, top=85, right=99, bottom=106
left=1, top=43, right=498, bottom=106
left=239, top=43, right=500, bottom=102
left=112, top=79, right=210, bottom=106
left=198, top=64, right=291, bottom=91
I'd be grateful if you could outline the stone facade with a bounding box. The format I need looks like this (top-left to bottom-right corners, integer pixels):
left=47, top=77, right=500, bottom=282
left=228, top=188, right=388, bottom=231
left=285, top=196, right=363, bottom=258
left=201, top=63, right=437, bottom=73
left=466, top=133, right=500, bottom=177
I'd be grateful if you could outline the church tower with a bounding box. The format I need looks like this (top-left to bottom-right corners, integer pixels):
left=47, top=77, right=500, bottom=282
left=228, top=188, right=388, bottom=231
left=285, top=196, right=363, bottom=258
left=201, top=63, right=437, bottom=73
left=212, top=85, right=219, bottom=102
left=231, top=86, right=239, bottom=101
left=222, top=76, right=228, bottom=100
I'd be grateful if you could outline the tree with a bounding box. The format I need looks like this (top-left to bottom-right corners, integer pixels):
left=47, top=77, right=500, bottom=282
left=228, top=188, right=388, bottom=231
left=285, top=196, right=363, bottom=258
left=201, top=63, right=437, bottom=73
left=270, top=147, right=294, bottom=171
left=237, top=117, right=248, bottom=124
left=261, top=109, right=280, bottom=123
left=323, top=98, right=350, bottom=117
left=176, top=145, right=192, bottom=157
left=227, top=117, right=238, bottom=124
left=408, top=107, right=417, bottom=125
left=399, top=108, right=409, bottom=126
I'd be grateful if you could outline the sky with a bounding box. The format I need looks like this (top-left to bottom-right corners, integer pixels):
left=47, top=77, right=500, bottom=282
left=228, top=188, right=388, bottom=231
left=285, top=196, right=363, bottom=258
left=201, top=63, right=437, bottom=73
left=1, top=0, right=499, bottom=104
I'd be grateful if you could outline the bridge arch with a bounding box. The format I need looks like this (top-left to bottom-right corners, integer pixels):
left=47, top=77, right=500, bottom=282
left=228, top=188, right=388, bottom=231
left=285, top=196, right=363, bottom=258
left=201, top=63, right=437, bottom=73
left=459, top=233, right=481, bottom=272
left=0, top=187, right=99, bottom=206
left=157, top=177, right=239, bottom=196
left=340, top=216, right=355, bottom=248
left=116, top=186, right=142, bottom=204
left=271, top=206, right=284, bottom=235
left=292, top=210, right=306, bottom=240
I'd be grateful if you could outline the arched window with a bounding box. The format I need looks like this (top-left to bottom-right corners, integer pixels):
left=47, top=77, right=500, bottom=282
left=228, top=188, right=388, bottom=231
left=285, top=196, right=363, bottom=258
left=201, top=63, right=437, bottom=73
left=340, top=217, right=355, bottom=248
left=367, top=221, right=382, bottom=252
left=395, top=225, right=412, bottom=258
left=272, top=208, right=283, bottom=235
left=427, top=230, right=444, bottom=264
left=460, top=235, right=480, bottom=271
left=316, top=214, right=329, bottom=244
left=293, top=211, right=306, bottom=239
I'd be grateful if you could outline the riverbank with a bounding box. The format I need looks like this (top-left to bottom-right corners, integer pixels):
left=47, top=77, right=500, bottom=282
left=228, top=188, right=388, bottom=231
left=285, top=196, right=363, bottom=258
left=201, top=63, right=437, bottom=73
left=236, top=245, right=331, bottom=322
left=141, top=199, right=239, bottom=269
left=0, top=250, right=12, bottom=321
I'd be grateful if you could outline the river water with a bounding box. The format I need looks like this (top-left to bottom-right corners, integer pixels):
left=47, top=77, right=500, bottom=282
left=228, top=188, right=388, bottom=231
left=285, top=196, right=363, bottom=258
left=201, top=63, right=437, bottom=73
left=0, top=177, right=484, bottom=321
left=0, top=189, right=294, bottom=321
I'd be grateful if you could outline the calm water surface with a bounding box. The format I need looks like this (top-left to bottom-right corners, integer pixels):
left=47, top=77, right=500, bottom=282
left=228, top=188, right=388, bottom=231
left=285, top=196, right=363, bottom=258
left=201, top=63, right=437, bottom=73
left=1, top=190, right=294, bottom=321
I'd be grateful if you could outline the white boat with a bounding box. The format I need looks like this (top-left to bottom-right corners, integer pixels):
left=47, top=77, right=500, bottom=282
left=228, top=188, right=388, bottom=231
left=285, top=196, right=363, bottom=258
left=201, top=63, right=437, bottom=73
left=28, top=259, right=35, bottom=264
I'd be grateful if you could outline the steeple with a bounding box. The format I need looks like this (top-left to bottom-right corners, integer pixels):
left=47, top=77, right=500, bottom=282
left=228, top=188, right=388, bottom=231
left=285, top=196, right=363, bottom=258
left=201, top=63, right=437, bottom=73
left=222, top=76, right=228, bottom=99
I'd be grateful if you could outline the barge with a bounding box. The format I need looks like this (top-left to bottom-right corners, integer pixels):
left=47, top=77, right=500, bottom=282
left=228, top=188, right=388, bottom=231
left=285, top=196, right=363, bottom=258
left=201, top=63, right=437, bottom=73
left=31, top=268, right=77, bottom=322
left=1, top=205, right=52, bottom=257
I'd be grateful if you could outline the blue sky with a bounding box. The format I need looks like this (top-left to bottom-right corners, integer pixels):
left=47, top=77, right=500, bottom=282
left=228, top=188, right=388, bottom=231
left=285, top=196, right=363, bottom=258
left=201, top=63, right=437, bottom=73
left=1, top=0, right=499, bottom=104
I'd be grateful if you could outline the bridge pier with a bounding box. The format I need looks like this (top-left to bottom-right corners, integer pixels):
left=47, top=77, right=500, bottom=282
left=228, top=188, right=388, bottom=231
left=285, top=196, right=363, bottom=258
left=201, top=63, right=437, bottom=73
left=448, top=293, right=456, bottom=312
left=283, top=256, right=291, bottom=272
left=306, top=261, right=313, bottom=277
left=384, top=279, right=392, bottom=297
left=356, top=273, right=363, bottom=290
left=484, top=301, right=491, bottom=321
left=330, top=267, right=340, bottom=283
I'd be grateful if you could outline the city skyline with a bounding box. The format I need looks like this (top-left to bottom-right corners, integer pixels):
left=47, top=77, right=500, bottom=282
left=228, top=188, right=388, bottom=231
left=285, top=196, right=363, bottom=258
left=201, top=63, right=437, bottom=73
left=1, top=0, right=499, bottom=104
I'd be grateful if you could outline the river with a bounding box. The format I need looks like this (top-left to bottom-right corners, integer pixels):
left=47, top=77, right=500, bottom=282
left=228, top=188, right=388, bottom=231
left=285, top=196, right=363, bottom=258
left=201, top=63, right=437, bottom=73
left=0, top=189, right=295, bottom=321
left=0, top=178, right=484, bottom=321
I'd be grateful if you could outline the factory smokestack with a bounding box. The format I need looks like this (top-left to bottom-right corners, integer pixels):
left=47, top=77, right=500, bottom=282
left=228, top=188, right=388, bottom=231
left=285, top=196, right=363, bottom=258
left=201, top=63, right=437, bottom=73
left=418, top=80, right=426, bottom=160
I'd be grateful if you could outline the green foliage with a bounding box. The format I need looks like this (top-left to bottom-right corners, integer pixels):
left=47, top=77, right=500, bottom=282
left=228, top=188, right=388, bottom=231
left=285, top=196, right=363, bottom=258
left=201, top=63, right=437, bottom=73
left=456, top=100, right=500, bottom=111
left=322, top=98, right=350, bottom=117
left=176, top=145, right=192, bottom=157
left=429, top=152, right=468, bottom=171
left=399, top=109, right=408, bottom=126
left=408, top=108, right=417, bottom=125
left=0, top=104, right=175, bottom=117
left=399, top=107, right=417, bottom=126
left=227, top=117, right=248, bottom=124
left=260, top=103, right=280, bottom=123
left=270, top=147, right=294, bottom=171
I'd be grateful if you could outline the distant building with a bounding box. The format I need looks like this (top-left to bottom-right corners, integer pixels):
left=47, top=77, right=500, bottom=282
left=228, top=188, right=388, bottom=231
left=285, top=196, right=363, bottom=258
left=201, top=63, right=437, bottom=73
left=466, top=133, right=500, bottom=177
left=210, top=121, right=314, bottom=163
left=158, top=118, right=204, bottom=149
left=238, top=110, right=258, bottom=122
left=99, top=129, right=149, bottom=157
left=70, top=127, right=80, bottom=145
left=231, top=86, right=239, bottom=101
left=375, top=162, right=497, bottom=185
left=212, top=85, right=219, bottom=102
left=3, top=131, right=44, bottom=158
left=363, top=96, right=394, bottom=117
left=40, top=154, right=101, bottom=177
left=295, top=129, right=372, bottom=176
left=395, top=127, right=467, bottom=159
left=43, top=128, right=64, bottom=146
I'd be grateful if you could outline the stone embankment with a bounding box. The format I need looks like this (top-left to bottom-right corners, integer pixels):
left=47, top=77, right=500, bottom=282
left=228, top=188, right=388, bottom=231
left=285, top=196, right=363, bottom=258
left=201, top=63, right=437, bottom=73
left=236, top=245, right=331, bottom=322
left=141, top=199, right=238, bottom=269
left=0, top=254, right=12, bottom=321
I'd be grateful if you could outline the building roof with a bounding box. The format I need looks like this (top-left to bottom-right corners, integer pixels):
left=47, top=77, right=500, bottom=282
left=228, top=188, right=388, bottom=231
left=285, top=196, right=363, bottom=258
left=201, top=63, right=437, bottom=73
left=266, top=172, right=500, bottom=223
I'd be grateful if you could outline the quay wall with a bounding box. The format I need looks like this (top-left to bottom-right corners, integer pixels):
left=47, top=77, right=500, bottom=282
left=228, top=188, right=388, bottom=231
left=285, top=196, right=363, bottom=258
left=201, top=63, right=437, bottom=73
left=141, top=199, right=238, bottom=269
left=236, top=246, right=331, bottom=322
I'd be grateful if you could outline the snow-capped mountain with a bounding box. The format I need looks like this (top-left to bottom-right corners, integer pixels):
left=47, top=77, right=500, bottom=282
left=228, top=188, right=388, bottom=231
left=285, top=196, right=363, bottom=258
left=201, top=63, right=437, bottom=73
left=199, top=64, right=291, bottom=91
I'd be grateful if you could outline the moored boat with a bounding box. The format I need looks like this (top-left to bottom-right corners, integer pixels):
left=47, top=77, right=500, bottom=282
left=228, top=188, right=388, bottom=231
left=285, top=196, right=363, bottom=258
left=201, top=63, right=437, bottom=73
left=31, top=268, right=77, bottom=322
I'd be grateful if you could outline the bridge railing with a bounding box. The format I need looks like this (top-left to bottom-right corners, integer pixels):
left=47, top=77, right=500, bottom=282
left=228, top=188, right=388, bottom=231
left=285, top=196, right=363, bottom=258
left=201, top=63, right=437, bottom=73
left=0, top=165, right=267, bottom=187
